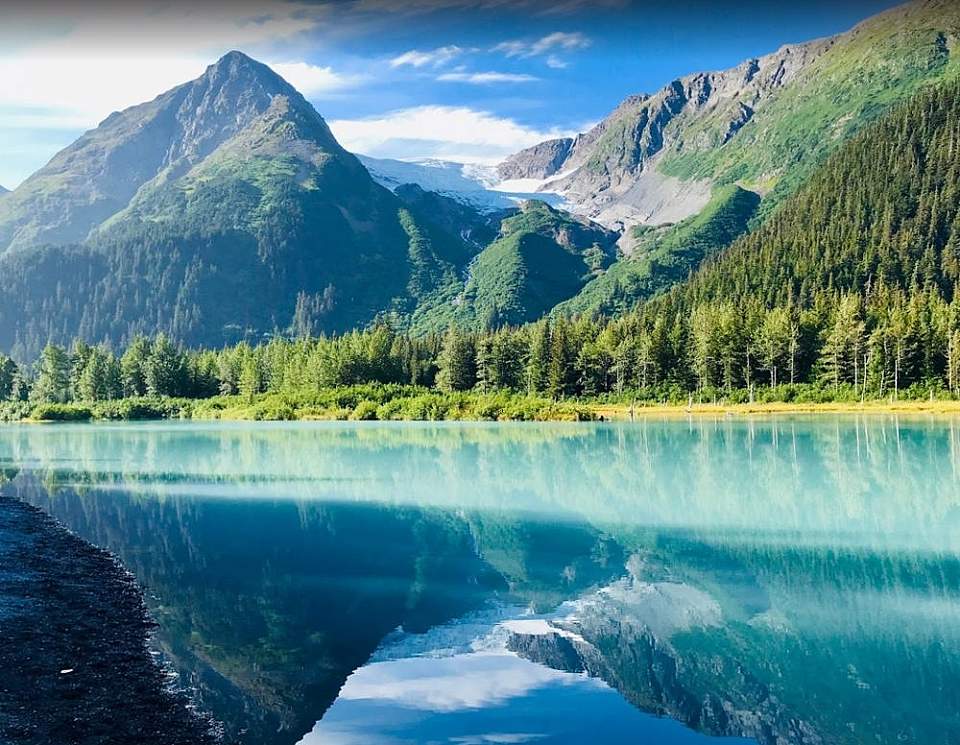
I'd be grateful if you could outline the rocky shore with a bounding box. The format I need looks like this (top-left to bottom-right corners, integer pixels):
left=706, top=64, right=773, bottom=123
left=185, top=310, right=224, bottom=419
left=0, top=496, right=218, bottom=745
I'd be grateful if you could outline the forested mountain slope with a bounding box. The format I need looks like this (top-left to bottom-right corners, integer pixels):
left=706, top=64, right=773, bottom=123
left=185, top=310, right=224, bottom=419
left=411, top=201, right=619, bottom=332
left=555, top=185, right=760, bottom=317
left=675, top=78, right=960, bottom=307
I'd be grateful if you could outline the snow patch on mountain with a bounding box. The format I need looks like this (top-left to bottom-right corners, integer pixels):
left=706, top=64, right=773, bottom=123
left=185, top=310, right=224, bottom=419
left=358, top=155, right=566, bottom=212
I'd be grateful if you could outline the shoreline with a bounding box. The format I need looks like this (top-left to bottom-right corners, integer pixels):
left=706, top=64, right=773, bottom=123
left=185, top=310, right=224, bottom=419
left=591, top=400, right=960, bottom=419
left=5, top=392, right=960, bottom=424
left=0, top=496, right=219, bottom=745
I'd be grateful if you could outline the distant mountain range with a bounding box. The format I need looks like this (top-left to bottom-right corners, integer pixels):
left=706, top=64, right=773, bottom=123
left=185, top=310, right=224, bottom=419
left=0, top=0, right=957, bottom=357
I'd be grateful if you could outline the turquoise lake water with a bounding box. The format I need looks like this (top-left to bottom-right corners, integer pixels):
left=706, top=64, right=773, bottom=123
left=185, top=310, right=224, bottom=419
left=2, top=417, right=959, bottom=744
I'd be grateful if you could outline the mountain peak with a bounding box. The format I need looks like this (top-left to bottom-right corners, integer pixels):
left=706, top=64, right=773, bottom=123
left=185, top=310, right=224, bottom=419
left=205, top=50, right=287, bottom=88
left=0, top=50, right=321, bottom=253
left=215, top=49, right=255, bottom=65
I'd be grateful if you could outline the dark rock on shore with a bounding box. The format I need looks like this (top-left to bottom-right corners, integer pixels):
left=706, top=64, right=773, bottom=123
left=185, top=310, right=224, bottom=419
left=0, top=496, right=219, bottom=745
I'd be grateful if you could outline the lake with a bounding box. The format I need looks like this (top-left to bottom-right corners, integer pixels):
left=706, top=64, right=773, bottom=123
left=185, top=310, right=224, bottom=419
left=2, top=417, right=959, bottom=744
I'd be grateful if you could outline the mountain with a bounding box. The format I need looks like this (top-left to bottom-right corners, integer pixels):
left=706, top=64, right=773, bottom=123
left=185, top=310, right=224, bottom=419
left=0, top=52, right=305, bottom=254
left=0, top=53, right=479, bottom=355
left=2, top=1, right=959, bottom=355
left=501, top=0, right=960, bottom=230
left=413, top=200, right=619, bottom=331
left=0, top=185, right=8, bottom=195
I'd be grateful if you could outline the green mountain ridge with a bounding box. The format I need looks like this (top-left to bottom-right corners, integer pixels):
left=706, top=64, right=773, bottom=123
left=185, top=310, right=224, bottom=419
left=555, top=185, right=760, bottom=317
left=0, top=54, right=483, bottom=357
left=435, top=200, right=619, bottom=330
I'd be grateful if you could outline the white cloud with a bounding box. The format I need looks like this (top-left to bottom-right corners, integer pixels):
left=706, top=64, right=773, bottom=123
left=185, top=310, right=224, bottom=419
left=0, top=55, right=209, bottom=126
left=329, top=105, right=580, bottom=165
left=269, top=62, right=363, bottom=95
left=493, top=31, right=591, bottom=59
left=545, top=55, right=569, bottom=70
left=491, top=40, right=529, bottom=58
left=0, top=3, right=344, bottom=188
left=437, top=71, right=539, bottom=84
left=531, top=32, right=592, bottom=55
left=332, top=651, right=570, bottom=712
left=390, top=45, right=463, bottom=69
left=0, top=1, right=343, bottom=126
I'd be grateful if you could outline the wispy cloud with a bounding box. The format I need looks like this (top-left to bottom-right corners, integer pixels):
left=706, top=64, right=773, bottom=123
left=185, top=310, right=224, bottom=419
left=492, top=31, right=591, bottom=67
left=0, top=2, right=340, bottom=143
left=270, top=62, right=364, bottom=95
left=390, top=45, right=463, bottom=68
left=329, top=105, right=580, bottom=165
left=437, top=71, right=539, bottom=84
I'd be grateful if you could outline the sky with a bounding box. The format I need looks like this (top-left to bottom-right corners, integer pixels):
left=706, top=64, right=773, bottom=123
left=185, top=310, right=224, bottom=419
left=0, top=0, right=904, bottom=189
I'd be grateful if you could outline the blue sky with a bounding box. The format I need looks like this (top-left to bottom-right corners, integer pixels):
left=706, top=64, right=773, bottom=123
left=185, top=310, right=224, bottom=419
left=0, top=0, right=902, bottom=189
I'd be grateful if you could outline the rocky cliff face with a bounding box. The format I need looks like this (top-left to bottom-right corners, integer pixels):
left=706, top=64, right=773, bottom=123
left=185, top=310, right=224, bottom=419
left=509, top=38, right=830, bottom=229
left=505, top=578, right=824, bottom=745
left=503, top=0, right=960, bottom=229
left=497, top=137, right=575, bottom=180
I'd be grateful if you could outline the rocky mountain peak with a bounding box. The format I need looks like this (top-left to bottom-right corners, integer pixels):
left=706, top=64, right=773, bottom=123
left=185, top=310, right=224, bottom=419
left=0, top=52, right=322, bottom=253
left=497, top=138, right=575, bottom=181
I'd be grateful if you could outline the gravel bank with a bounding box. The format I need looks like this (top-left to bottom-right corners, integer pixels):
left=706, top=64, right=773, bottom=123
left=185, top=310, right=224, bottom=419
left=0, top=496, right=219, bottom=745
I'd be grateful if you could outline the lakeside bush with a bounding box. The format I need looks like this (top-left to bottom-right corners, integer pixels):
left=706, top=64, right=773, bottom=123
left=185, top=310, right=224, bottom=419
left=191, top=386, right=595, bottom=422
left=30, top=403, right=94, bottom=421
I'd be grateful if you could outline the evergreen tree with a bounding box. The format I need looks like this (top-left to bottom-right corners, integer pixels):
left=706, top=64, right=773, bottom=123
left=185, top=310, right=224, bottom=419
left=755, top=308, right=794, bottom=387
left=820, top=294, right=866, bottom=390
left=526, top=321, right=551, bottom=394
left=145, top=334, right=184, bottom=397
left=0, top=355, right=18, bottom=400
left=32, top=343, right=72, bottom=403
left=547, top=316, right=575, bottom=398
left=436, top=327, right=476, bottom=392
left=77, top=347, right=121, bottom=401
left=121, top=336, right=151, bottom=397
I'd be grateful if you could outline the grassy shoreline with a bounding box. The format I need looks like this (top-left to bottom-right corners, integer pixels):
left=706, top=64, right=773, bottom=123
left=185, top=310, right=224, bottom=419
left=4, top=386, right=960, bottom=423
left=593, top=399, right=960, bottom=419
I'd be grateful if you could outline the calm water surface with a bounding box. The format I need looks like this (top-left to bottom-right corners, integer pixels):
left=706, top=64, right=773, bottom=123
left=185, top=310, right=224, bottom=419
left=2, top=417, right=959, bottom=745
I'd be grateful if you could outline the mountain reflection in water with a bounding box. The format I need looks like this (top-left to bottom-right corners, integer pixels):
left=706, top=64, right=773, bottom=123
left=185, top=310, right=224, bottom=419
left=2, top=418, right=959, bottom=745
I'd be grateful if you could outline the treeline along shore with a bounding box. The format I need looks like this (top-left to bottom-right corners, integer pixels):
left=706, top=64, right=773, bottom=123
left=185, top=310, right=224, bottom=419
left=1, top=288, right=959, bottom=424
